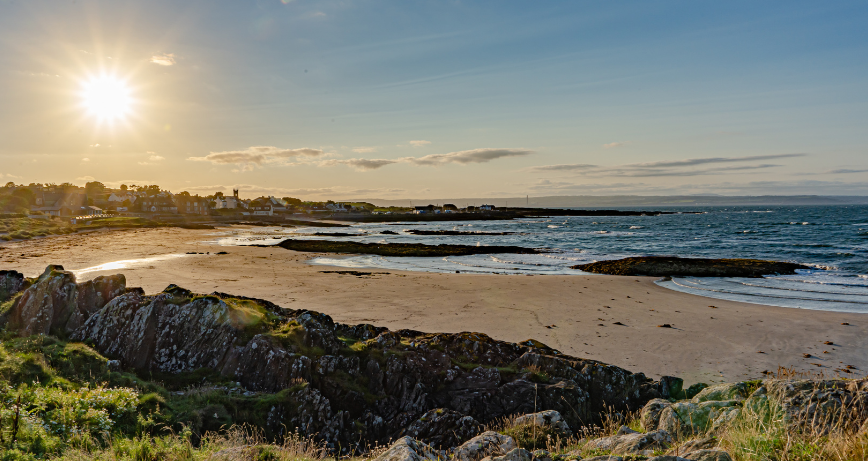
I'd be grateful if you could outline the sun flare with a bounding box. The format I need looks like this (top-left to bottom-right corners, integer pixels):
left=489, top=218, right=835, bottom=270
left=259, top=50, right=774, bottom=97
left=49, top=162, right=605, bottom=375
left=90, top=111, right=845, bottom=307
left=81, top=75, right=132, bottom=121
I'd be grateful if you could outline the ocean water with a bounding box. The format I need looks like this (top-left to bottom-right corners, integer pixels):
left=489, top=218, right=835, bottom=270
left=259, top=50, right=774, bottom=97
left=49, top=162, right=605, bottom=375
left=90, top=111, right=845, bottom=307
left=208, top=205, right=868, bottom=313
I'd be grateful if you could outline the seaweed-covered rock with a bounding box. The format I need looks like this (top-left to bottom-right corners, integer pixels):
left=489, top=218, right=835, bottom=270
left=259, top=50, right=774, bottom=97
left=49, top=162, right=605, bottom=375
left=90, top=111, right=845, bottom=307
left=401, top=409, right=482, bottom=449
left=572, top=257, right=808, bottom=278
left=454, top=431, right=517, bottom=461
left=583, top=429, right=672, bottom=455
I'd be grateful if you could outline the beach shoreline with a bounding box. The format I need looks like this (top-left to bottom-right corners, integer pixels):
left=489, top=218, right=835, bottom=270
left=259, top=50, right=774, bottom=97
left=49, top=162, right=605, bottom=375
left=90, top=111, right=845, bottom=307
left=2, top=225, right=866, bottom=384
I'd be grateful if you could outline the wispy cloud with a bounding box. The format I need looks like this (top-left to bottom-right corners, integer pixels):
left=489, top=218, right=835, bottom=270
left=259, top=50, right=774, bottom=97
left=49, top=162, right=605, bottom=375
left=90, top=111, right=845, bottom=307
left=406, top=148, right=533, bottom=166
left=319, top=148, right=533, bottom=171
left=529, top=153, right=805, bottom=177
left=409, top=140, right=431, bottom=147
left=185, top=184, right=405, bottom=198
left=826, top=168, right=868, bottom=174
left=624, top=153, right=805, bottom=169
left=603, top=141, right=630, bottom=149
left=77, top=176, right=95, bottom=181
left=321, top=158, right=399, bottom=171
left=150, top=53, right=176, bottom=66
left=352, top=147, right=377, bottom=153
left=188, top=146, right=325, bottom=171
left=149, top=155, right=165, bottom=161
left=530, top=163, right=597, bottom=172
left=81, top=158, right=90, bottom=162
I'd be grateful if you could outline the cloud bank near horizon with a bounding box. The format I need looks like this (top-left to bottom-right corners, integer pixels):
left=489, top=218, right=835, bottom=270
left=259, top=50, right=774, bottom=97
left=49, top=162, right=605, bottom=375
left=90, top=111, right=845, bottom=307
left=529, top=153, right=807, bottom=177
left=188, top=147, right=534, bottom=171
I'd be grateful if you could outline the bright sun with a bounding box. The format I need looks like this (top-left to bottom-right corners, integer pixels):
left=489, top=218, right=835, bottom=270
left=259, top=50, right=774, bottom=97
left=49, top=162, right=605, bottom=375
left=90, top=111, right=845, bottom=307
left=81, top=75, right=132, bottom=121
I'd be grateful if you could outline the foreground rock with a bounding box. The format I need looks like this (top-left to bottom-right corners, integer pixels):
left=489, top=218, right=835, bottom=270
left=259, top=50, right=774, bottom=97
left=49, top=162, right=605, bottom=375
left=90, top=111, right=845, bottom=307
left=454, top=431, right=517, bottom=461
left=1, top=265, right=666, bottom=449
left=5, top=265, right=125, bottom=336
left=513, top=410, right=571, bottom=436
left=275, top=238, right=539, bottom=257
left=572, top=257, right=808, bottom=277
left=0, top=269, right=30, bottom=301
left=584, top=429, right=672, bottom=455
left=400, top=409, right=482, bottom=449
left=373, top=437, right=441, bottom=461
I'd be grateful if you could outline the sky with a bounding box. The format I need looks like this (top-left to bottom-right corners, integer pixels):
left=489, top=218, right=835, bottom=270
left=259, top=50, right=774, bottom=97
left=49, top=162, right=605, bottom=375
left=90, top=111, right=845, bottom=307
left=1, top=1, right=867, bottom=199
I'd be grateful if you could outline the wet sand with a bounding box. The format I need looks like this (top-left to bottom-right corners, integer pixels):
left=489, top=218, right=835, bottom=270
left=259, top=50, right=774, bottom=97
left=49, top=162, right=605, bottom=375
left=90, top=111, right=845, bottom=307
left=2, top=226, right=866, bottom=384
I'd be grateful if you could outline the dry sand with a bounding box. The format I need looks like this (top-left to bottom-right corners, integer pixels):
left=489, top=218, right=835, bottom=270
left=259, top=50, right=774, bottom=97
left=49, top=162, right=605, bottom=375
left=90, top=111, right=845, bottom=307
left=2, top=225, right=865, bottom=385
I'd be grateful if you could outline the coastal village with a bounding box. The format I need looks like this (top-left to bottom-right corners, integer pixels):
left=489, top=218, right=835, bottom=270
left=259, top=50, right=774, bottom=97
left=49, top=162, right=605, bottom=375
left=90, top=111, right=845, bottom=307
left=0, top=181, right=494, bottom=221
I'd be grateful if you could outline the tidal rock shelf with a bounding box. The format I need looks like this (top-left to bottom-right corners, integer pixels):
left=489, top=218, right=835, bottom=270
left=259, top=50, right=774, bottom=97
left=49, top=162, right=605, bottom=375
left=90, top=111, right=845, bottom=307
left=405, top=230, right=516, bottom=236
left=573, top=256, right=809, bottom=278
left=274, top=238, right=539, bottom=257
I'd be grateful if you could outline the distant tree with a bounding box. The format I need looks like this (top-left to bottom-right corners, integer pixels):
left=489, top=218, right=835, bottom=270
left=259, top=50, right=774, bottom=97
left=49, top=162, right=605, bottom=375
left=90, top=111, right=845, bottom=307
left=282, top=197, right=303, bottom=206
left=145, top=185, right=161, bottom=195
left=177, top=191, right=191, bottom=197
left=215, top=191, right=224, bottom=198
left=11, top=188, right=35, bottom=206
left=4, top=182, right=16, bottom=188
left=120, top=184, right=128, bottom=191
left=122, top=199, right=132, bottom=207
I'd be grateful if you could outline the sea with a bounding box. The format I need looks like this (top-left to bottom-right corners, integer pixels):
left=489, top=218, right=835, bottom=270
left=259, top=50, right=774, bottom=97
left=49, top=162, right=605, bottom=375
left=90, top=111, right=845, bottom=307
left=209, top=205, right=868, bottom=313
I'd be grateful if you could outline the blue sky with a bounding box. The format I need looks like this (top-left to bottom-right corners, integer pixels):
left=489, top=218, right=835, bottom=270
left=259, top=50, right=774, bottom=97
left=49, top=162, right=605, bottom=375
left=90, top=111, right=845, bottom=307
left=1, top=1, right=867, bottom=198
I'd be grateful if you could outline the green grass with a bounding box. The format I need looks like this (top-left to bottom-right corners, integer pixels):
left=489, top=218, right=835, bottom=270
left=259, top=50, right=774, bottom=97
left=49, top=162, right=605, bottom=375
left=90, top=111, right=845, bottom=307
left=0, top=217, right=74, bottom=241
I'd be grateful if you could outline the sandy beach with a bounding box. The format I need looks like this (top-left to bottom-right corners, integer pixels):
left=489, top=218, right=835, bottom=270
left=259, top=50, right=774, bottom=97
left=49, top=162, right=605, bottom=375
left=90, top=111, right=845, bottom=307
left=1, top=225, right=865, bottom=385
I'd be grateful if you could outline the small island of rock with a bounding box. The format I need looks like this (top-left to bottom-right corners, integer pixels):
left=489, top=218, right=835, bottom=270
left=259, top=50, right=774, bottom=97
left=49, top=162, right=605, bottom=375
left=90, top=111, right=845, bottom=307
left=572, top=256, right=809, bottom=277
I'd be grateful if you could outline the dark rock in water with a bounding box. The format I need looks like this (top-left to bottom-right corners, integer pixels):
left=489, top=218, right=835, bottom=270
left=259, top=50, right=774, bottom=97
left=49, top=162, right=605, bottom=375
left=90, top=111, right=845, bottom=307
left=275, top=238, right=539, bottom=257
left=380, top=230, right=399, bottom=235
left=400, top=408, right=482, bottom=449
left=406, top=230, right=515, bottom=236
left=572, top=256, right=808, bottom=277
left=9, top=264, right=666, bottom=448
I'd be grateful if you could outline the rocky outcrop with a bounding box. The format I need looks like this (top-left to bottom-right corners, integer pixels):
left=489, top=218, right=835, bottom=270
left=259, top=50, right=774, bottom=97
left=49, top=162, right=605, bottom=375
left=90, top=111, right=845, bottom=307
left=6, top=265, right=126, bottom=336
left=5, top=264, right=667, bottom=448
left=572, top=257, right=808, bottom=277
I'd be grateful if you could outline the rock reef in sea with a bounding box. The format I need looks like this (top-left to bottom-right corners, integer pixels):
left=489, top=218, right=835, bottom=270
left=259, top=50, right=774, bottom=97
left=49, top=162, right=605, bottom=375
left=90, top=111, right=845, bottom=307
left=572, top=256, right=809, bottom=278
